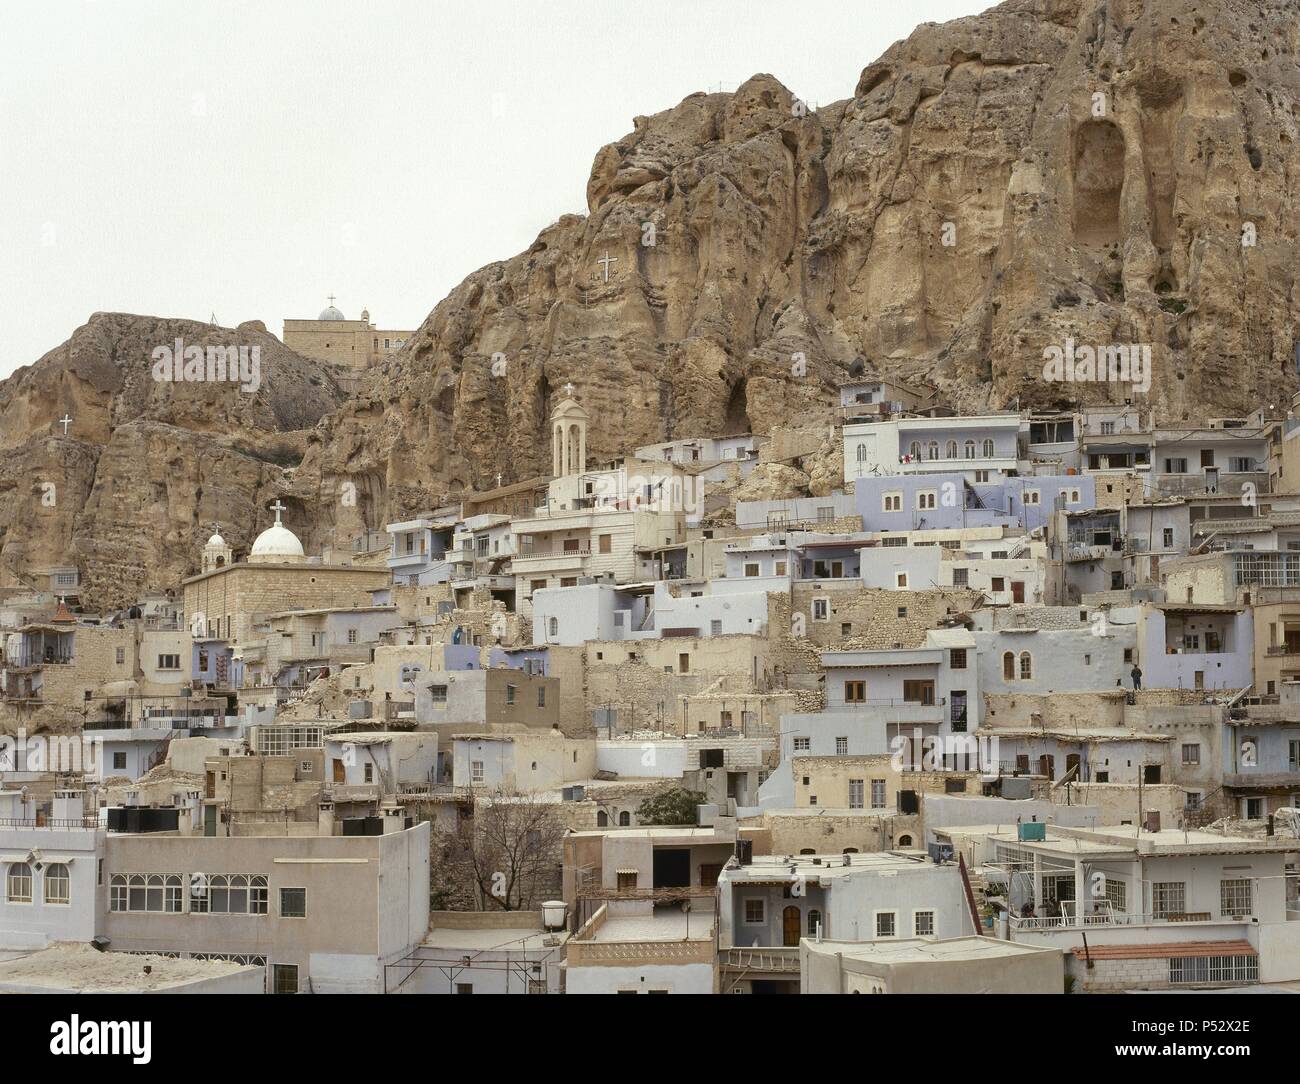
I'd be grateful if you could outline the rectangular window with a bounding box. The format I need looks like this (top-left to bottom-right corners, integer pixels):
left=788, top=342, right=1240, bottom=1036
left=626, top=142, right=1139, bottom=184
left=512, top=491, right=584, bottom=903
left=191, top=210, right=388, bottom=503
left=279, top=887, right=307, bottom=919
left=1181, top=743, right=1200, bottom=765
left=844, top=681, right=866, bottom=704
left=1152, top=881, right=1186, bottom=919
left=157, top=654, right=180, bottom=671
left=812, top=598, right=829, bottom=620
left=744, top=899, right=765, bottom=924
left=191, top=874, right=269, bottom=915
left=875, top=911, right=897, bottom=937
left=848, top=778, right=864, bottom=809
left=991, top=577, right=1005, bottom=592
left=599, top=534, right=612, bottom=554
left=113, top=751, right=127, bottom=770
left=537, top=687, right=546, bottom=707
left=429, top=684, right=448, bottom=705
left=913, top=911, right=935, bottom=937
left=506, top=684, right=517, bottom=704
left=617, top=871, right=638, bottom=891
left=471, top=760, right=484, bottom=783
left=347, top=629, right=357, bottom=644
left=1104, top=878, right=1127, bottom=913
left=775, top=561, right=787, bottom=576
left=792, top=737, right=810, bottom=752
left=952, top=568, right=968, bottom=587
left=744, top=562, right=760, bottom=577
left=711, top=620, right=723, bottom=636
left=272, top=964, right=299, bottom=994
left=115, top=647, right=126, bottom=665
left=1169, top=955, right=1257, bottom=985
left=870, top=779, right=887, bottom=809
left=835, top=736, right=848, bottom=756
left=109, top=874, right=183, bottom=913
left=949, top=648, right=967, bottom=669
left=1220, top=879, right=1253, bottom=917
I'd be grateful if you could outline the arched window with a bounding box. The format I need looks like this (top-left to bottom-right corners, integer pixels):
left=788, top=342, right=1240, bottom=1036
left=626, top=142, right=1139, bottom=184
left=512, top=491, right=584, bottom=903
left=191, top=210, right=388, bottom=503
left=1019, top=651, right=1033, bottom=680
left=946, top=440, right=958, bottom=459
left=982, top=438, right=995, bottom=458
left=927, top=441, right=939, bottom=461
left=856, top=443, right=867, bottom=463
left=1003, top=651, right=1016, bottom=681
left=6, top=862, right=31, bottom=903
left=909, top=441, right=922, bottom=460
left=596, top=810, right=608, bottom=827
left=618, top=811, right=630, bottom=826
left=807, top=909, right=823, bottom=935
left=965, top=440, right=976, bottom=459
left=44, top=862, right=70, bottom=905
left=897, top=834, right=914, bottom=847
left=115, top=873, right=182, bottom=913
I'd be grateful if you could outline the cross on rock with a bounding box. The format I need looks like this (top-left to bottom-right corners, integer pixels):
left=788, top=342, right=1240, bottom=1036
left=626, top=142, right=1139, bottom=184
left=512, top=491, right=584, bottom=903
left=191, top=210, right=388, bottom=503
left=58, top=414, right=72, bottom=435
left=596, top=252, right=618, bottom=282
left=563, top=382, right=575, bottom=397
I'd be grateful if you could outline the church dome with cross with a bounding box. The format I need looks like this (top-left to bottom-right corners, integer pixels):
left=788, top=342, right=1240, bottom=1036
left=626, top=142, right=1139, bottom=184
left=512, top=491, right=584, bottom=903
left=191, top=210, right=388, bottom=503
left=249, top=502, right=305, bottom=563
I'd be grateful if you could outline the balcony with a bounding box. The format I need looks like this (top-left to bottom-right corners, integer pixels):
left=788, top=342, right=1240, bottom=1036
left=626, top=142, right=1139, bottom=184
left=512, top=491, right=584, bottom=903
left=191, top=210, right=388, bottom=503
left=510, top=545, right=592, bottom=574
left=3, top=651, right=73, bottom=669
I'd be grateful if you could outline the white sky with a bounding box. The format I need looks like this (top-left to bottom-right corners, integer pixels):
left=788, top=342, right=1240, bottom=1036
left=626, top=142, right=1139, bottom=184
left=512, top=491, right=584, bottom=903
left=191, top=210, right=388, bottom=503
left=0, top=0, right=990, bottom=378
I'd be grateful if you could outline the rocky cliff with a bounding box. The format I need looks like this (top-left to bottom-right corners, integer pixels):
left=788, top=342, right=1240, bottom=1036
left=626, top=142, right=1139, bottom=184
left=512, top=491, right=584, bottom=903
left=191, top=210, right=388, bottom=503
left=3, top=0, right=1299, bottom=608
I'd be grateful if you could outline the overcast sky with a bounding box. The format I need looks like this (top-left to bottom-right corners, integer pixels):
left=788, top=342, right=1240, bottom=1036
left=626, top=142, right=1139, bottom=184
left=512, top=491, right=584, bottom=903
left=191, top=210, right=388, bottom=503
left=0, top=0, right=989, bottom=378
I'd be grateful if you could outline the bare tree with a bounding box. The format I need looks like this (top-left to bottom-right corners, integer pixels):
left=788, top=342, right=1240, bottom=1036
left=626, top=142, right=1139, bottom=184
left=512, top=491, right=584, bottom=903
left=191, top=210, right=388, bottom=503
left=433, top=787, right=566, bottom=911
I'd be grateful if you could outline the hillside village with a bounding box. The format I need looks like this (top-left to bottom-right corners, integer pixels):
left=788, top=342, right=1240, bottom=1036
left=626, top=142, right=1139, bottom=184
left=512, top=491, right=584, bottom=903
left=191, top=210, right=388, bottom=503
left=3, top=374, right=1300, bottom=995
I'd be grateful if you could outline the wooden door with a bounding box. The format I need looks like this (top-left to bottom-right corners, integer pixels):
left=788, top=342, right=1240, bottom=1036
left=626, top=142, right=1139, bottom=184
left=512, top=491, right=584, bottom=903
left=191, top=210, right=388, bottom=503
left=782, top=905, right=801, bottom=947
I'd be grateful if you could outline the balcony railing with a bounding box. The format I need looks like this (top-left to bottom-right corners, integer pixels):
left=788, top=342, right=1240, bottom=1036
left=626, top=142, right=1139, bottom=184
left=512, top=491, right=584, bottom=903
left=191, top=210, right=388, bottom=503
left=2, top=651, right=73, bottom=668
left=0, top=817, right=100, bottom=829
left=516, top=544, right=592, bottom=559
left=1009, top=911, right=1217, bottom=930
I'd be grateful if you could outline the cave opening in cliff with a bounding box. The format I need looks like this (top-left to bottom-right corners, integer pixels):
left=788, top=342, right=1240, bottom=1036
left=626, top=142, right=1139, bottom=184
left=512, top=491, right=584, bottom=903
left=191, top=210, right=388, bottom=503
left=1073, top=119, right=1125, bottom=247
left=724, top=378, right=751, bottom=436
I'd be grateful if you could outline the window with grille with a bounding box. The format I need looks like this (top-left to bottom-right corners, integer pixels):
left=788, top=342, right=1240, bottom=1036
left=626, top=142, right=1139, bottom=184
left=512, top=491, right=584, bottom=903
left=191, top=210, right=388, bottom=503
left=914, top=911, right=935, bottom=936
left=1169, top=955, right=1257, bottom=985
left=875, top=911, right=896, bottom=937
left=1220, top=879, right=1253, bottom=917
left=848, top=779, right=864, bottom=809
left=272, top=964, right=299, bottom=994
left=793, top=737, right=810, bottom=752
left=279, top=887, right=306, bottom=918
left=1152, top=881, right=1186, bottom=918
left=744, top=899, right=765, bottom=923
left=835, top=736, right=848, bottom=756
left=870, top=779, right=887, bottom=808
left=1103, top=878, right=1126, bottom=912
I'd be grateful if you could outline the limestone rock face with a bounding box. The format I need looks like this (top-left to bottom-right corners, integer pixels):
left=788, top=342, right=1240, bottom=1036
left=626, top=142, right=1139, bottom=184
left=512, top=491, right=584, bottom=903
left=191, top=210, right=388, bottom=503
left=0, top=314, right=349, bottom=609
left=5, top=0, right=1300, bottom=606
left=300, top=0, right=1300, bottom=515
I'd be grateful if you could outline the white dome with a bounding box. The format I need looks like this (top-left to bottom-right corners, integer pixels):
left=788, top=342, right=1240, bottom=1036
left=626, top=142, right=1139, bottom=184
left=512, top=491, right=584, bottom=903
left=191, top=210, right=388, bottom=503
left=205, top=531, right=226, bottom=548
left=319, top=305, right=346, bottom=320
left=249, top=523, right=304, bottom=560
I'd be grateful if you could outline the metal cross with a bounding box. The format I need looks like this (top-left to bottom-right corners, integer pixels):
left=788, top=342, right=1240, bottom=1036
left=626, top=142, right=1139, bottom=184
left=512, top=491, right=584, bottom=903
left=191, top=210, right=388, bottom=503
left=596, top=252, right=617, bottom=282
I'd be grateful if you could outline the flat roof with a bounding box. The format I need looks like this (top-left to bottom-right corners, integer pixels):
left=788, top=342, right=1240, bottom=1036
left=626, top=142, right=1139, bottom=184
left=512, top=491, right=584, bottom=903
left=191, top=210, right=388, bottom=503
left=589, top=912, right=713, bottom=943
left=806, top=935, right=1056, bottom=964
left=0, top=944, right=255, bottom=992
left=422, top=927, right=568, bottom=952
